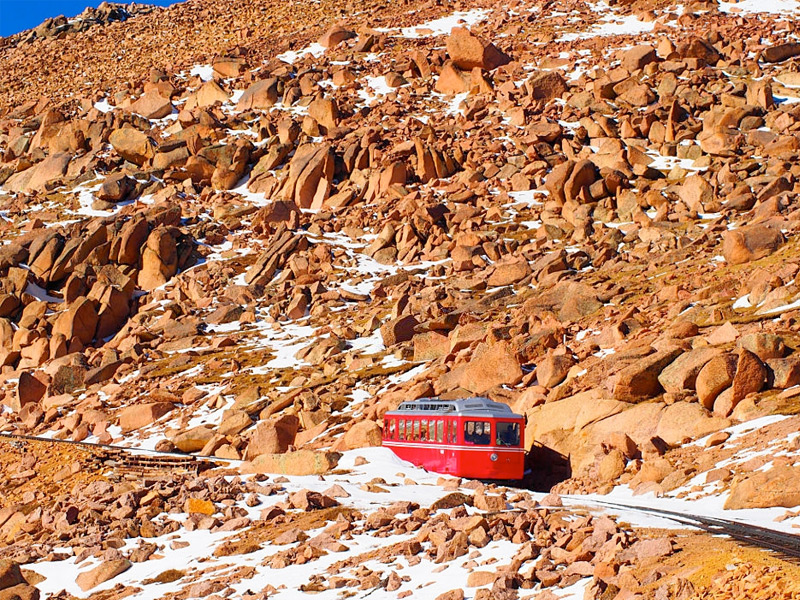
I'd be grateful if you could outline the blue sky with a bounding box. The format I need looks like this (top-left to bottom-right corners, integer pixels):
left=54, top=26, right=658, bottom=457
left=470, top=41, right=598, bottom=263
left=0, top=1, right=182, bottom=37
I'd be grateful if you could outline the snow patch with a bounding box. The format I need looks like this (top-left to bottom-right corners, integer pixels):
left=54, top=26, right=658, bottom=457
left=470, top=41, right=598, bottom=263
left=276, top=42, right=327, bottom=64
left=189, top=64, right=214, bottom=81
left=718, top=0, right=800, bottom=15
left=93, top=98, right=114, bottom=113
left=377, top=8, right=490, bottom=38
left=558, top=2, right=656, bottom=42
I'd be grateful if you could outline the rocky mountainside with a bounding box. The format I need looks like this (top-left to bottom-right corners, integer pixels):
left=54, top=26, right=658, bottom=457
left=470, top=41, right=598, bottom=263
left=0, top=2, right=157, bottom=48
left=1, top=0, right=800, bottom=598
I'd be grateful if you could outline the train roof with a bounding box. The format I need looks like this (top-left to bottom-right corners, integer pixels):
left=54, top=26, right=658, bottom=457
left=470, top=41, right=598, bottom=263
left=385, top=397, right=523, bottom=418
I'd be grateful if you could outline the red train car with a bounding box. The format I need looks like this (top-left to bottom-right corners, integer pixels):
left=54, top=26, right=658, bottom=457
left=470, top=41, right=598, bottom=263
left=382, top=397, right=526, bottom=480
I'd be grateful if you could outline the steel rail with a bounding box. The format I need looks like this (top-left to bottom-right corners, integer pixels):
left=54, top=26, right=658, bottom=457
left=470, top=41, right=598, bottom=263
left=579, top=499, right=800, bottom=559
left=0, top=431, right=236, bottom=463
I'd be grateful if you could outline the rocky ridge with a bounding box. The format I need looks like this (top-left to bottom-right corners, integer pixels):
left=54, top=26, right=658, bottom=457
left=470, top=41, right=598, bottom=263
left=0, top=2, right=157, bottom=48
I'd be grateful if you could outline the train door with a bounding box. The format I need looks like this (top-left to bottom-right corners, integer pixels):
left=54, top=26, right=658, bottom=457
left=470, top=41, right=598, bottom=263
left=430, top=418, right=445, bottom=473
left=445, top=416, right=459, bottom=474
left=494, top=419, right=524, bottom=479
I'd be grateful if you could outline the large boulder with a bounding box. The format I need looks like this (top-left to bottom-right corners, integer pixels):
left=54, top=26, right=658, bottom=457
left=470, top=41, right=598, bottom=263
left=172, top=426, right=215, bottom=452
left=676, top=37, right=721, bottom=65
left=28, top=233, right=64, bottom=281
left=129, top=90, right=173, bottom=119
left=282, top=144, right=335, bottom=209
left=524, top=391, right=627, bottom=446
left=240, top=450, right=341, bottom=476
left=218, top=411, right=253, bottom=437
left=527, top=394, right=730, bottom=477
left=113, top=216, right=149, bottom=265
left=731, top=349, right=767, bottom=403
left=536, top=353, right=575, bottom=388
left=737, top=333, right=786, bottom=361
left=696, top=354, right=738, bottom=409
left=413, top=331, right=450, bottom=361
left=725, top=465, right=800, bottom=509
left=544, top=161, right=574, bottom=204
left=446, top=27, right=510, bottom=71
left=722, top=225, right=784, bottom=265
left=678, top=174, right=713, bottom=213
left=657, top=347, right=721, bottom=394
left=212, top=56, right=247, bottom=78
left=341, top=420, right=383, bottom=449
left=186, top=80, right=230, bottom=109
left=118, top=402, right=174, bottom=432
left=612, top=348, right=682, bottom=401
left=527, top=281, right=602, bottom=323
left=0, top=560, right=24, bottom=590
left=487, top=256, right=530, bottom=287
left=97, top=173, right=135, bottom=203
left=245, top=415, right=300, bottom=459
left=524, top=390, right=630, bottom=474
left=434, top=62, right=468, bottom=95
left=14, top=372, right=48, bottom=412
left=766, top=356, right=800, bottom=389
left=380, top=315, right=419, bottom=346
left=524, top=71, right=568, bottom=101
left=621, top=45, right=657, bottom=72
left=138, top=227, right=178, bottom=291
left=762, top=42, right=800, bottom=63
left=92, top=282, right=134, bottom=340
left=236, top=78, right=279, bottom=111
left=655, top=402, right=730, bottom=447
left=52, top=297, right=98, bottom=346
left=0, top=244, right=27, bottom=271
left=558, top=289, right=601, bottom=322
left=461, top=341, right=522, bottom=394
left=448, top=322, right=486, bottom=353
left=3, top=152, right=71, bottom=193
left=109, top=127, right=155, bottom=166
left=575, top=402, right=665, bottom=450
left=75, top=559, right=131, bottom=592
left=0, top=584, right=39, bottom=600
left=318, top=24, right=356, bottom=48
left=308, top=97, right=339, bottom=130
left=564, top=159, right=597, bottom=204
left=0, top=295, right=19, bottom=318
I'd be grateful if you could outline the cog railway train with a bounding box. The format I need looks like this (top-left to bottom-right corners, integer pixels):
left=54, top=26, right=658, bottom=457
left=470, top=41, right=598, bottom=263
left=382, top=397, right=526, bottom=480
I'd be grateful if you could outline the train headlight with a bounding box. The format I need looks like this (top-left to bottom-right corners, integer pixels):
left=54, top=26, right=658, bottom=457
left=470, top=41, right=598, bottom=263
left=490, top=453, right=498, bottom=462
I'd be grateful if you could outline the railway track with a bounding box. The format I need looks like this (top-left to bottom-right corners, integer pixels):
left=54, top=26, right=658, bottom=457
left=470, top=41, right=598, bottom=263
left=0, top=432, right=226, bottom=479
left=575, top=498, right=800, bottom=561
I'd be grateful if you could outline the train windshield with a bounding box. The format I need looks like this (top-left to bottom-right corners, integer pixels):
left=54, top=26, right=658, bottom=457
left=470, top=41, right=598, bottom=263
left=496, top=422, right=520, bottom=446
left=464, top=420, right=491, bottom=445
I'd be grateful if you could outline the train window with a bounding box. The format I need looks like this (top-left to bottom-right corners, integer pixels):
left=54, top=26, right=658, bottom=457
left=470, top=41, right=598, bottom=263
left=421, top=420, right=428, bottom=442
left=413, top=420, right=420, bottom=441
left=496, top=422, right=520, bottom=446
left=398, top=420, right=405, bottom=440
left=464, top=421, right=491, bottom=445
left=450, top=420, right=458, bottom=444
left=389, top=419, right=396, bottom=439
left=437, top=420, right=444, bottom=443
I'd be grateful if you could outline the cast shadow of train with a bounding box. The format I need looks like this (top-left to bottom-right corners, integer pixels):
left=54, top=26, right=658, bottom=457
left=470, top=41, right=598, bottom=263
left=520, top=442, right=571, bottom=492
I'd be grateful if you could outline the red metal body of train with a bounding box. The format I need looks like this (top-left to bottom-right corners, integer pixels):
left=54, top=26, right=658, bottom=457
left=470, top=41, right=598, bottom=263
left=382, top=397, right=526, bottom=480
